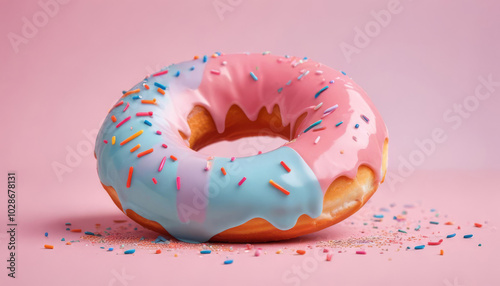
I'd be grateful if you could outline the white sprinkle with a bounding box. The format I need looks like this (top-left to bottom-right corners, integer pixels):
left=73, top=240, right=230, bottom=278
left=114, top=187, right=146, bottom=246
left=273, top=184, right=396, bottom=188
left=315, top=70, right=323, bottom=75
left=314, top=102, right=323, bottom=111
left=221, top=61, right=227, bottom=66
left=314, top=136, right=321, bottom=144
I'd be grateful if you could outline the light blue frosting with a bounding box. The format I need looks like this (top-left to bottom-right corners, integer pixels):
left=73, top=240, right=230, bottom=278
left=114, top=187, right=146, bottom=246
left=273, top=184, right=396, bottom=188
left=95, top=57, right=323, bottom=243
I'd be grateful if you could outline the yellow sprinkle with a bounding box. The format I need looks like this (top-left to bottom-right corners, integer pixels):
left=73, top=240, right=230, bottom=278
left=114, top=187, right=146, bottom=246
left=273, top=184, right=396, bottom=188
left=120, top=130, right=144, bottom=146
left=111, top=136, right=116, bottom=145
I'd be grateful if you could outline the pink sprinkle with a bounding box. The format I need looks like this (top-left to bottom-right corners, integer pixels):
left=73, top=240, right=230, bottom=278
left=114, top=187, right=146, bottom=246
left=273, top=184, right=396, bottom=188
left=116, top=116, right=131, bottom=128
left=123, top=102, right=130, bottom=112
left=103, top=140, right=108, bottom=144
left=254, top=249, right=261, bottom=257
left=230, top=157, right=235, bottom=162
left=114, top=101, right=124, bottom=107
left=152, top=178, right=157, bottom=184
left=158, top=156, right=166, bottom=172
left=257, top=151, right=262, bottom=155
left=238, top=177, right=247, bottom=186
left=176, top=177, right=180, bottom=190
left=204, top=161, right=212, bottom=171
left=326, top=253, right=333, bottom=261
left=356, top=250, right=366, bottom=255
left=136, top=112, right=153, bottom=117
left=153, top=70, right=168, bottom=77
left=210, top=69, right=221, bottom=75
left=162, top=144, right=168, bottom=148
left=323, top=248, right=329, bottom=253
left=246, top=244, right=253, bottom=250
left=156, top=131, right=162, bottom=135
left=352, top=136, right=357, bottom=142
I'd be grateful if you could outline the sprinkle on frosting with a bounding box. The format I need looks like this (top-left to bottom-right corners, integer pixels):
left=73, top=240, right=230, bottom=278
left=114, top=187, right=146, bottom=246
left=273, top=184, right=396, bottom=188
left=303, top=119, right=322, bottom=133
left=152, top=70, right=168, bottom=77
left=170, top=155, right=177, bottom=161
left=157, top=88, right=165, bottom=95
left=158, top=156, right=166, bottom=172
left=126, top=167, right=133, bottom=188
left=176, top=176, right=181, bottom=190
left=137, top=148, right=153, bottom=158
left=280, top=161, right=291, bottom=172
left=123, top=102, right=130, bottom=112
left=111, top=115, right=117, bottom=122
left=154, top=82, right=167, bottom=90
left=269, top=180, right=290, bottom=196
left=120, top=130, right=144, bottom=146
left=136, top=112, right=153, bottom=117
left=141, top=99, right=157, bottom=105
left=249, top=71, right=258, bottom=81
left=130, top=144, right=140, bottom=153
left=238, top=177, right=246, bottom=186
left=335, top=121, right=343, bottom=127
left=221, top=167, right=227, bottom=176
left=123, top=89, right=140, bottom=97
left=314, top=86, right=329, bottom=98
left=116, top=116, right=131, bottom=128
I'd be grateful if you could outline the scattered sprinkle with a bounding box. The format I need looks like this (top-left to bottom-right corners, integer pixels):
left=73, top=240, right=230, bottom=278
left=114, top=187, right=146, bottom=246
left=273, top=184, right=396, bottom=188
left=200, top=250, right=211, bottom=254
left=176, top=176, right=181, bottom=190
left=126, top=167, right=133, bottom=188
left=335, top=121, right=343, bottom=127
left=137, top=148, right=153, bottom=158
left=130, top=144, right=140, bottom=153
left=280, top=161, right=291, bottom=172
left=224, top=259, right=233, bottom=265
left=356, top=250, right=366, bottom=255
left=116, top=116, right=131, bottom=128
left=154, top=82, right=167, bottom=90
left=136, top=111, right=153, bottom=117
left=158, top=156, right=166, bottom=172
left=464, top=234, right=473, bottom=239
left=414, top=245, right=425, bottom=250
left=144, top=120, right=152, bottom=126
left=170, top=155, right=177, bottom=161
left=120, top=130, right=144, bottom=145
left=269, top=179, right=290, bottom=196
left=447, top=233, right=456, bottom=238
left=44, top=245, right=54, bottom=249
left=238, top=177, right=247, bottom=186
left=124, top=249, right=135, bottom=254
left=303, top=119, right=322, bottom=133
left=221, top=167, right=227, bottom=176
left=296, top=250, right=306, bottom=255
left=152, top=70, right=168, bottom=77
left=314, top=86, right=329, bottom=98
left=249, top=71, right=258, bottom=81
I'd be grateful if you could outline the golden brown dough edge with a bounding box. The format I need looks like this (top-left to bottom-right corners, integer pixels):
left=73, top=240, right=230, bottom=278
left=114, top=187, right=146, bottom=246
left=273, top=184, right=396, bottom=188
left=98, top=104, right=389, bottom=242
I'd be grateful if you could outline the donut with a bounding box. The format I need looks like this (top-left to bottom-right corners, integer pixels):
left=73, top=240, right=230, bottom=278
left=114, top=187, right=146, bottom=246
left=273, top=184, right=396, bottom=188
left=94, top=52, right=389, bottom=243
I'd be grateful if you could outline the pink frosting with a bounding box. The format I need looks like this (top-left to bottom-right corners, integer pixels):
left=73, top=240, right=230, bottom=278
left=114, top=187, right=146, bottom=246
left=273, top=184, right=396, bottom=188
left=168, top=53, right=388, bottom=192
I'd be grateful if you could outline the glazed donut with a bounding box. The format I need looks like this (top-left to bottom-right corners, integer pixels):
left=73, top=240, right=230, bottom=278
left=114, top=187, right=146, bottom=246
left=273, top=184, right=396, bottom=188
left=95, top=52, right=388, bottom=243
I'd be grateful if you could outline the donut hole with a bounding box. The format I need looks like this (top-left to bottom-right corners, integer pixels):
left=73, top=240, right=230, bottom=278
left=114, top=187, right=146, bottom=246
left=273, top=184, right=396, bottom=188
left=182, top=104, right=307, bottom=156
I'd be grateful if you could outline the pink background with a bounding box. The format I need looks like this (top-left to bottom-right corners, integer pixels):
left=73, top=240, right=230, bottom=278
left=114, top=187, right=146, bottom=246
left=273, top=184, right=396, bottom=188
left=1, top=0, right=499, bottom=285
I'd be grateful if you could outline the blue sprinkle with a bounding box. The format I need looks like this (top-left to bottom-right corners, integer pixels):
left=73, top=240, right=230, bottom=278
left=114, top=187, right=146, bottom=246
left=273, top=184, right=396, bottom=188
left=175, top=71, right=180, bottom=77
left=430, top=221, right=439, bottom=225
left=190, top=66, right=195, bottom=71
left=285, top=55, right=290, bottom=58
left=329, top=80, right=335, bottom=84
left=373, top=214, right=384, bottom=219
left=355, top=124, right=359, bottom=129
left=414, top=245, right=425, bottom=250
left=297, top=73, right=304, bottom=80
left=100, top=247, right=105, bottom=249
left=464, top=234, right=473, bottom=239
left=398, top=229, right=407, bottom=233
left=132, top=95, right=141, bottom=100
left=303, top=57, right=308, bottom=60
left=134, top=227, right=138, bottom=230
left=154, top=236, right=169, bottom=243
left=286, top=80, right=292, bottom=85
left=85, top=231, right=95, bottom=236
left=203, top=55, right=207, bottom=62
left=108, top=248, right=114, bottom=251
left=224, top=259, right=234, bottom=265
left=45, top=232, right=48, bottom=237
left=144, top=120, right=152, bottom=126
left=314, top=86, right=329, bottom=98
left=335, top=121, right=343, bottom=127
left=361, top=115, right=370, bottom=123
left=65, top=223, right=71, bottom=225
left=66, top=228, right=70, bottom=231
left=154, top=82, right=166, bottom=90
left=341, top=71, right=347, bottom=75
left=277, top=87, right=283, bottom=93
left=61, top=238, right=65, bottom=241
left=122, top=90, right=127, bottom=94
left=249, top=71, right=258, bottom=81
left=447, top=233, right=456, bottom=238
left=215, top=52, right=221, bottom=56
left=430, top=208, right=436, bottom=212
left=406, top=246, right=410, bottom=250
left=200, top=250, right=212, bottom=254
left=139, top=236, right=145, bottom=241
left=124, top=249, right=135, bottom=254
left=415, top=225, right=421, bottom=231
left=303, top=120, right=322, bottom=133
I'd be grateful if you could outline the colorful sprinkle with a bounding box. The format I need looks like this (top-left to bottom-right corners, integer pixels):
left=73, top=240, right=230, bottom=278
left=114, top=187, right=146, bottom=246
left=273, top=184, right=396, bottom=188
left=44, top=232, right=48, bottom=237
left=116, top=116, right=131, bottom=128
left=210, top=69, right=221, bottom=75
left=361, top=115, right=370, bottom=123
left=356, top=250, right=366, bottom=255
left=84, top=231, right=94, bottom=236
left=162, top=144, right=168, bottom=148
left=111, top=136, right=116, bottom=145
left=446, top=233, right=456, bottom=238
left=137, top=148, right=153, bottom=158
left=398, top=229, right=407, bottom=233
left=280, top=161, right=291, bottom=172
left=70, top=229, right=81, bottom=233
left=269, top=180, right=290, bottom=196
left=224, top=259, right=233, bottom=265
left=373, top=214, right=384, bottom=219
left=474, top=223, right=482, bottom=228
left=136, top=111, right=153, bottom=117
left=144, top=120, right=152, bottom=126
left=152, top=70, right=168, bottom=77
left=141, top=98, right=157, bottom=105
left=154, top=82, right=167, bottom=90
left=415, top=225, right=421, bottom=231
left=123, top=102, right=130, bottom=112
left=157, top=88, right=165, bottom=95
left=326, top=253, right=333, bottom=261
left=303, top=119, right=322, bottom=133
left=414, top=245, right=425, bottom=250
left=111, top=115, right=117, bottom=122
left=132, top=95, right=141, bottom=100
left=126, top=167, right=133, bottom=188
left=238, top=177, right=247, bottom=186
left=103, top=140, right=108, bottom=144
left=341, top=71, right=347, bottom=75
left=176, top=177, right=180, bottom=190
left=314, top=86, right=329, bottom=98
left=314, top=136, right=321, bottom=144
left=143, top=84, right=150, bottom=90
left=335, top=121, right=343, bottom=127
left=323, top=104, right=338, bottom=114
left=152, top=178, right=157, bottom=184
left=296, top=250, right=306, bottom=255
left=44, top=245, right=54, bottom=249
left=428, top=239, right=443, bottom=246
left=221, top=167, right=227, bottom=176
left=158, top=157, right=166, bottom=172
left=249, top=71, right=258, bottom=81
left=277, top=87, right=283, bottom=93
left=314, top=102, right=323, bottom=110
left=124, top=249, right=135, bottom=254
left=130, top=144, right=140, bottom=153
left=355, top=124, right=359, bottom=129
left=440, top=249, right=444, bottom=255
left=203, top=55, right=207, bottom=63
left=170, top=155, right=177, bottom=161
left=123, top=89, right=140, bottom=97
left=120, top=130, right=143, bottom=145
left=430, top=221, right=439, bottom=225
left=175, top=71, right=180, bottom=77
left=200, top=250, right=211, bottom=254
left=156, top=131, right=162, bottom=135
left=464, top=234, right=473, bottom=238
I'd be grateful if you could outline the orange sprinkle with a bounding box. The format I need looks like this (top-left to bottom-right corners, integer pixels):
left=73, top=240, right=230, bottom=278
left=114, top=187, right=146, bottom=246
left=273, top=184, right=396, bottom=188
left=66, top=242, right=72, bottom=245
left=312, top=126, right=326, bottom=132
left=170, top=155, right=178, bottom=161
left=269, top=180, right=290, bottom=195
left=144, top=84, right=150, bottom=90
left=130, top=144, right=140, bottom=153
left=157, top=88, right=165, bottom=95
left=111, top=115, right=117, bottom=122
left=211, top=53, right=218, bottom=58
left=296, top=250, right=306, bottom=255
left=70, top=229, right=81, bottom=233
left=440, top=249, right=444, bottom=255
left=221, top=167, right=227, bottom=176
left=445, top=221, right=454, bottom=225
left=44, top=245, right=54, bottom=249
left=141, top=98, right=157, bottom=105
left=194, top=55, right=199, bottom=59
left=137, top=148, right=154, bottom=158
left=156, top=249, right=162, bottom=254
left=120, top=130, right=144, bottom=145
left=111, top=136, right=116, bottom=145
left=122, top=89, right=140, bottom=97
left=280, top=161, right=291, bottom=172
left=127, top=167, right=133, bottom=188
left=474, top=223, right=483, bottom=228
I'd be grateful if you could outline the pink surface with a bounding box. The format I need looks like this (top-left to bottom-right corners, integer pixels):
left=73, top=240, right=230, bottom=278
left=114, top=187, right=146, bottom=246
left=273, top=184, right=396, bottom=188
left=1, top=0, right=499, bottom=285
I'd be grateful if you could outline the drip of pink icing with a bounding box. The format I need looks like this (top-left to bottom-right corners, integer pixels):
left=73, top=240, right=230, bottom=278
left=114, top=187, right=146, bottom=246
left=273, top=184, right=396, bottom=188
left=167, top=54, right=388, bottom=192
